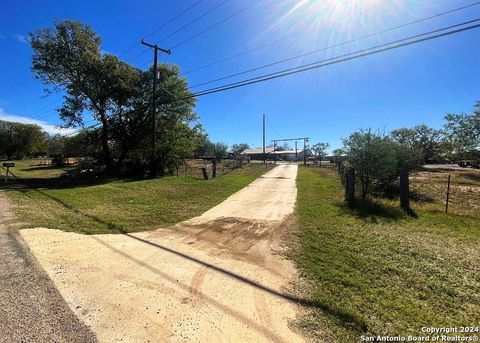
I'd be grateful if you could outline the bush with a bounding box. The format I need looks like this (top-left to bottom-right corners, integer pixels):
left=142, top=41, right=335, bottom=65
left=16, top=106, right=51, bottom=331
left=342, top=129, right=423, bottom=200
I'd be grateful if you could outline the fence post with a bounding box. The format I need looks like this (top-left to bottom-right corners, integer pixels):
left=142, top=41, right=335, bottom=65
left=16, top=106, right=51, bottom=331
left=212, top=160, right=217, bottom=179
left=4, top=166, right=9, bottom=184
left=345, top=167, right=355, bottom=208
left=400, top=170, right=410, bottom=210
left=445, top=174, right=451, bottom=214
left=201, top=167, right=209, bottom=180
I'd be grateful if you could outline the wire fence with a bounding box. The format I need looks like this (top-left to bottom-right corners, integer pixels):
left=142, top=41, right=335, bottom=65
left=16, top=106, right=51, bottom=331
left=410, top=170, right=480, bottom=218
left=177, top=159, right=244, bottom=179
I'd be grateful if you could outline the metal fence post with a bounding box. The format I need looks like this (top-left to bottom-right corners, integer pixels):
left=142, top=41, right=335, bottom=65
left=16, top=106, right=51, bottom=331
left=445, top=174, right=451, bottom=214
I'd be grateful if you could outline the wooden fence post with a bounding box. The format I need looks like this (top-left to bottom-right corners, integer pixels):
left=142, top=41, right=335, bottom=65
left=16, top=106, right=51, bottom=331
left=345, top=167, right=355, bottom=208
left=400, top=170, right=410, bottom=210
left=212, top=160, right=217, bottom=179
left=201, top=167, right=208, bottom=180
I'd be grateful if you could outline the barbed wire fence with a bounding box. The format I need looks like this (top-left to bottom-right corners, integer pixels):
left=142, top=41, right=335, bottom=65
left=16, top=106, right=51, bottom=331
left=410, top=171, right=480, bottom=218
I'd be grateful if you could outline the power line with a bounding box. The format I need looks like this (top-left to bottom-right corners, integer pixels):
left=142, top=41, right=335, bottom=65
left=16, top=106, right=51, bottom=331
left=131, top=0, right=231, bottom=64
left=48, top=22, right=480, bottom=142
left=181, top=0, right=390, bottom=75
left=119, top=0, right=204, bottom=59
left=48, top=122, right=101, bottom=140
left=169, top=1, right=260, bottom=50
left=266, top=118, right=285, bottom=140
left=189, top=1, right=480, bottom=89
left=192, top=19, right=480, bottom=97
left=24, top=3, right=203, bottom=125
left=154, top=19, right=480, bottom=103
left=29, top=2, right=204, bottom=119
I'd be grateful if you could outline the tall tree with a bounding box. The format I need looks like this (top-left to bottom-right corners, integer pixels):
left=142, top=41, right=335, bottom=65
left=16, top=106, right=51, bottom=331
left=30, top=20, right=142, bottom=171
left=30, top=20, right=199, bottom=176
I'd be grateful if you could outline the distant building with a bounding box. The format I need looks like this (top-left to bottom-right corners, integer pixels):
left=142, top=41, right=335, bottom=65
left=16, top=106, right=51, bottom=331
left=240, top=147, right=313, bottom=161
left=239, top=147, right=275, bottom=160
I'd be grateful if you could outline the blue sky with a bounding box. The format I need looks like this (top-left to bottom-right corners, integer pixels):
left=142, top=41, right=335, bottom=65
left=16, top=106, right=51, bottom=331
left=1, top=0, right=480, bottom=152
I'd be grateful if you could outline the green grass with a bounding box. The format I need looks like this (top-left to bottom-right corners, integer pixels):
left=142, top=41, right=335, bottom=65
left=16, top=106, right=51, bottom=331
left=293, top=166, right=480, bottom=342
left=2, top=160, right=268, bottom=234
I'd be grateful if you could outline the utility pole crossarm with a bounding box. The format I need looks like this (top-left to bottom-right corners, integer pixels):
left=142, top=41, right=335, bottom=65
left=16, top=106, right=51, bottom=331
left=140, top=39, right=172, bottom=55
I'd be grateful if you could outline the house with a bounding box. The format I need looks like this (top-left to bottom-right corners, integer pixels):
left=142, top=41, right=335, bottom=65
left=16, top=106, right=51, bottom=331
left=239, top=147, right=275, bottom=161
left=273, top=149, right=313, bottom=161
left=240, top=147, right=313, bottom=161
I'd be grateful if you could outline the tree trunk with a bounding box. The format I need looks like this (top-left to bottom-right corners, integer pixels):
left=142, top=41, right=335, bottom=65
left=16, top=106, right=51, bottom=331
left=99, top=112, right=112, bottom=172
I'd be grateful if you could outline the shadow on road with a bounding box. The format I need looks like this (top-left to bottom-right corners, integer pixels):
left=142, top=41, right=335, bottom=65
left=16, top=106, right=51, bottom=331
left=16, top=180, right=369, bottom=335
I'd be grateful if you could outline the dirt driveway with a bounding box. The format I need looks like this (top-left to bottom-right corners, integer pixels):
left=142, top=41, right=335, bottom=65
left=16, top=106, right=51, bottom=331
left=20, top=164, right=305, bottom=342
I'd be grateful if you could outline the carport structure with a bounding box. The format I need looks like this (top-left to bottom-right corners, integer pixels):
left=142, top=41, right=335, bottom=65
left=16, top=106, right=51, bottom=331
left=272, top=137, right=310, bottom=165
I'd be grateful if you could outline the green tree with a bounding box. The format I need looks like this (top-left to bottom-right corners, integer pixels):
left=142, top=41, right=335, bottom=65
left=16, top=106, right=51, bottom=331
left=30, top=20, right=199, bottom=176
left=443, top=103, right=480, bottom=159
left=231, top=143, right=250, bottom=155
left=0, top=120, right=48, bottom=159
left=311, top=142, right=330, bottom=160
left=213, top=142, right=229, bottom=161
left=342, top=130, right=398, bottom=200
left=390, top=124, right=444, bottom=163
left=30, top=20, right=142, bottom=171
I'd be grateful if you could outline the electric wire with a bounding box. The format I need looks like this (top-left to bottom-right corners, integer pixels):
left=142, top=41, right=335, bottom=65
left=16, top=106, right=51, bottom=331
left=119, top=0, right=204, bottom=58
left=131, top=0, right=231, bottom=64
left=189, top=1, right=480, bottom=89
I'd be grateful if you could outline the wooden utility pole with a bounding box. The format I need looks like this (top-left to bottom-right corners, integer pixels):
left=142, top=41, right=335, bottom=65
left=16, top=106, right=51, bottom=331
left=141, top=39, right=171, bottom=176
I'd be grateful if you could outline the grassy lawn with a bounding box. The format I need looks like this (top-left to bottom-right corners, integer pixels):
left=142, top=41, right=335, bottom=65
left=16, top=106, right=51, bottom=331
left=293, top=166, right=480, bottom=342
left=2, top=160, right=268, bottom=234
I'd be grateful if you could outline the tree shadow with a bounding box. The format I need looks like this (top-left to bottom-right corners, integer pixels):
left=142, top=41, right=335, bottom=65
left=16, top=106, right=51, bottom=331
left=0, top=168, right=146, bottom=192
left=22, top=164, right=74, bottom=171
left=463, top=172, right=480, bottom=182
left=338, top=199, right=417, bottom=221
left=25, top=186, right=369, bottom=335
left=408, top=190, right=436, bottom=203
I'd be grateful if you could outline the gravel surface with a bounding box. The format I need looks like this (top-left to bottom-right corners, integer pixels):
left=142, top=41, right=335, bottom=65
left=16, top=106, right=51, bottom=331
left=20, top=165, right=305, bottom=342
left=0, top=191, right=97, bottom=343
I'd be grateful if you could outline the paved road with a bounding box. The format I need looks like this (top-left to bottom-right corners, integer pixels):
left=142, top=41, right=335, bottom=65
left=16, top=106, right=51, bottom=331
left=422, top=163, right=478, bottom=171
left=0, top=191, right=97, bottom=343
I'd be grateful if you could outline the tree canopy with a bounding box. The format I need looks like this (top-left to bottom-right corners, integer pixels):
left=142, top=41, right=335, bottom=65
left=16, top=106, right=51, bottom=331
left=0, top=120, right=48, bottom=159
left=29, top=20, right=202, bottom=176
